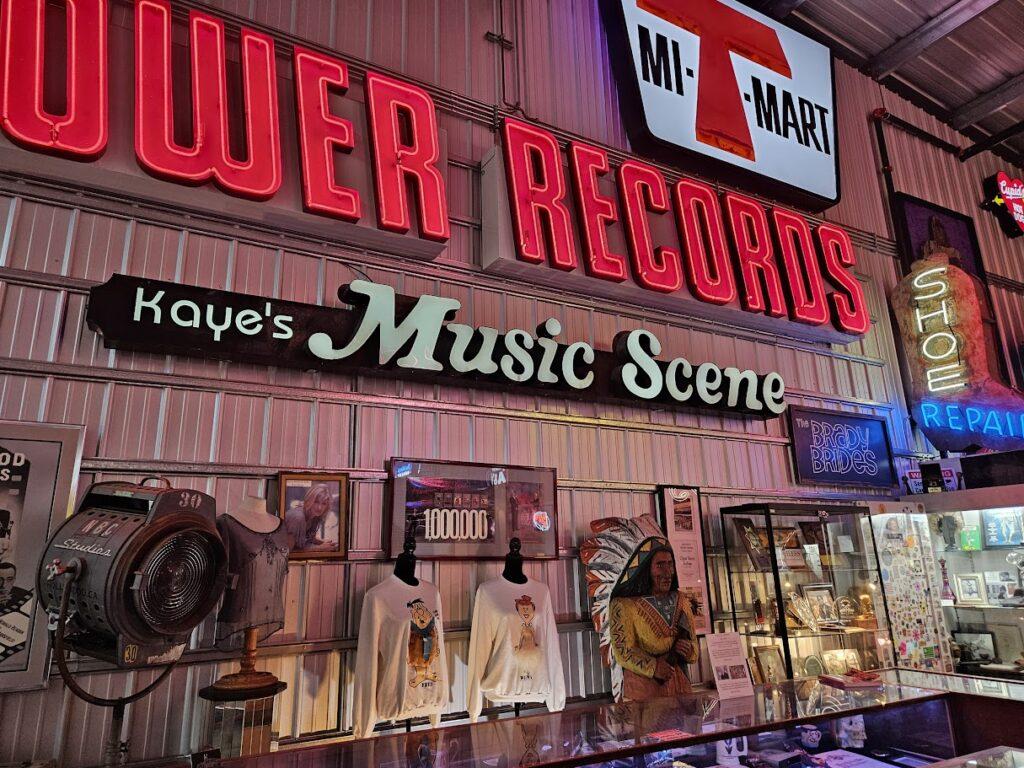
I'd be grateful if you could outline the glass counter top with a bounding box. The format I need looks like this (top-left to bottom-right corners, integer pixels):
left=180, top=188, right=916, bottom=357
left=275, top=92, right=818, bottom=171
left=202, top=679, right=949, bottom=768
left=931, top=748, right=1024, bottom=768
left=882, top=668, right=1024, bottom=702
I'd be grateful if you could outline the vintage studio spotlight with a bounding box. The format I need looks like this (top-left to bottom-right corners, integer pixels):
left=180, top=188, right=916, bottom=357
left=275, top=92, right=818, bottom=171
left=37, top=479, right=228, bottom=761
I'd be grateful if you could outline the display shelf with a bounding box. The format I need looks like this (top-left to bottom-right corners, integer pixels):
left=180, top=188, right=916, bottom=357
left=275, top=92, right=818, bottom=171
left=735, top=627, right=886, bottom=641
left=724, top=566, right=878, bottom=577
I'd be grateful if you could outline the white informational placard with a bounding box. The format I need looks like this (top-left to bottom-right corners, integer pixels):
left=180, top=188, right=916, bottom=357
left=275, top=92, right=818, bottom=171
left=659, top=487, right=710, bottom=635
left=706, top=632, right=756, bottom=699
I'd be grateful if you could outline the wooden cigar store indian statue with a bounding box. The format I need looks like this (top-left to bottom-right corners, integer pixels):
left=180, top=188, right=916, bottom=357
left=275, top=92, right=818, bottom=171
left=581, top=515, right=699, bottom=702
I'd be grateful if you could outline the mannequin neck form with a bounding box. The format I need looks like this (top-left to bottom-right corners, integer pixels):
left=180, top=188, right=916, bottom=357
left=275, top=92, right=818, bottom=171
left=502, top=555, right=527, bottom=585
left=394, top=553, right=419, bottom=586
left=223, top=496, right=280, bottom=534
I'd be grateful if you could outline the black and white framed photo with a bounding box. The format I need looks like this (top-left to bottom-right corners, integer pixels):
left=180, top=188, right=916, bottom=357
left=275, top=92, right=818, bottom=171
left=954, top=572, right=987, bottom=605
left=0, top=421, right=84, bottom=691
left=954, top=631, right=997, bottom=662
left=387, top=459, right=557, bottom=560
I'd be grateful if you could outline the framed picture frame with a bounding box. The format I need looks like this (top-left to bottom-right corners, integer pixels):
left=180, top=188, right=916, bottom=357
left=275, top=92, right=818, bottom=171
left=754, top=644, right=787, bottom=684
left=0, top=420, right=84, bottom=691
left=387, top=459, right=558, bottom=560
left=277, top=472, right=348, bottom=560
left=984, top=570, right=1019, bottom=602
left=954, top=631, right=997, bottom=662
left=801, top=654, right=825, bottom=677
left=799, top=583, right=837, bottom=623
left=954, top=572, right=987, bottom=605
left=822, top=648, right=851, bottom=675
left=747, top=657, right=764, bottom=685
left=731, top=517, right=773, bottom=572
left=981, top=508, right=1024, bottom=549
left=656, top=486, right=711, bottom=635
left=991, top=624, right=1024, bottom=662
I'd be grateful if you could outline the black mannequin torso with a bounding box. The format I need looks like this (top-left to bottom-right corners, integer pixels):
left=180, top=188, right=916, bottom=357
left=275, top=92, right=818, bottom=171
left=502, top=537, right=527, bottom=585
left=394, top=536, right=419, bottom=586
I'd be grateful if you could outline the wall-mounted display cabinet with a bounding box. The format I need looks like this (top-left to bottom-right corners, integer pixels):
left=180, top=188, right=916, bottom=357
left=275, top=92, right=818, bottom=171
left=720, top=503, right=894, bottom=682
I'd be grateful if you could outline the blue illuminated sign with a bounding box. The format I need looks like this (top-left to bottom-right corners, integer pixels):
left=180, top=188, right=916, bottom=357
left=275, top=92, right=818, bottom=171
left=920, top=401, right=1024, bottom=439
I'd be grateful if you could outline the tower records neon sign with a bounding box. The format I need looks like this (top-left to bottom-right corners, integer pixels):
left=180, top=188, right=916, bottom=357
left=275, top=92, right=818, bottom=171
left=1, top=0, right=867, bottom=343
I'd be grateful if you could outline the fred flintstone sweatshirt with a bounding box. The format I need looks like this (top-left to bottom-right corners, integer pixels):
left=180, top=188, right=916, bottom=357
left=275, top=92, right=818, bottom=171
left=352, top=575, right=449, bottom=739
left=466, top=577, right=566, bottom=722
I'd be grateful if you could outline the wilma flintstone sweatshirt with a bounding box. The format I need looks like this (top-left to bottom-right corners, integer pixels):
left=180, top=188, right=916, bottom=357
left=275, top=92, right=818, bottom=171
left=466, top=577, right=566, bottom=722
left=352, top=575, right=449, bottom=739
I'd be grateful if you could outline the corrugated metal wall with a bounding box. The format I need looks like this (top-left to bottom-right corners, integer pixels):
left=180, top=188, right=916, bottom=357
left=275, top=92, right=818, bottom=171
left=0, top=1, right=1021, bottom=765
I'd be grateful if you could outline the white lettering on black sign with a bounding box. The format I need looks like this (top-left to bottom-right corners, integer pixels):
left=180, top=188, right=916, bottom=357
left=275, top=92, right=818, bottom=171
left=88, top=274, right=789, bottom=419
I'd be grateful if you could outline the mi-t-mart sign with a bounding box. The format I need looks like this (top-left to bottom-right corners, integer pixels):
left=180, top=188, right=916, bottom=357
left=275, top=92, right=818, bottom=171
left=602, top=0, right=839, bottom=208
left=87, top=274, right=788, bottom=419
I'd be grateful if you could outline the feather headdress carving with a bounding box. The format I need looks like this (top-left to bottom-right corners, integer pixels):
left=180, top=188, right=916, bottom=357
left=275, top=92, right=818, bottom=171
left=579, top=514, right=670, bottom=700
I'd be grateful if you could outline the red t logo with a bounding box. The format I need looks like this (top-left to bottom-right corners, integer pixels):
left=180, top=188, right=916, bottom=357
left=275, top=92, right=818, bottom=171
left=638, top=0, right=791, bottom=161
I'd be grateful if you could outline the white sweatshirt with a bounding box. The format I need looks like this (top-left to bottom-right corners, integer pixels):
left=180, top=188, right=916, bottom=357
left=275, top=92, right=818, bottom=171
left=466, top=577, right=566, bottom=722
left=352, top=575, right=449, bottom=739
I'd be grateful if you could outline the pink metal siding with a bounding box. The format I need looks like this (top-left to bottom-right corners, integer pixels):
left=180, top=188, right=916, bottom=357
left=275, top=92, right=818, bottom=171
left=0, top=0, right=1021, bottom=765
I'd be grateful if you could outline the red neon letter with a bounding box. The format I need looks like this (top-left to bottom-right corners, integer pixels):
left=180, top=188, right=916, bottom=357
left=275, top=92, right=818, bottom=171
left=502, top=118, right=577, bottom=270
left=618, top=160, right=682, bottom=294
left=771, top=208, right=829, bottom=326
left=673, top=179, right=737, bottom=306
left=293, top=47, right=361, bottom=222
left=0, top=0, right=108, bottom=158
left=569, top=142, right=626, bottom=282
left=817, top=223, right=870, bottom=335
left=364, top=72, right=449, bottom=242
left=724, top=193, right=786, bottom=317
left=135, top=0, right=282, bottom=200
left=638, top=0, right=790, bottom=160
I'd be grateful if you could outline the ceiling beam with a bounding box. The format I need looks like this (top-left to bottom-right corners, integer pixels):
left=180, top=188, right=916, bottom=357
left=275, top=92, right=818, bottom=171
left=865, top=0, right=1002, bottom=79
left=951, top=71, right=1024, bottom=129
left=959, top=119, right=1024, bottom=161
left=757, top=0, right=809, bottom=20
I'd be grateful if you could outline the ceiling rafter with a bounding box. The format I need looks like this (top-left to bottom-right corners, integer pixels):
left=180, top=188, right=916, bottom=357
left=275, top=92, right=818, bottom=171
left=757, top=0, right=809, bottom=20
left=864, top=0, right=1002, bottom=79
left=951, top=71, right=1024, bottom=129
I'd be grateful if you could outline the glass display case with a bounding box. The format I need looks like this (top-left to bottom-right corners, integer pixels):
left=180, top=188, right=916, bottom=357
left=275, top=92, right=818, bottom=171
left=720, top=503, right=894, bottom=682
left=874, top=493, right=1024, bottom=680
left=195, top=680, right=954, bottom=768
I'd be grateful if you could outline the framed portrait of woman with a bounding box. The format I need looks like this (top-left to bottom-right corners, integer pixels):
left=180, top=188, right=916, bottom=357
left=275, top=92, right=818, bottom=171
left=278, top=472, right=348, bottom=559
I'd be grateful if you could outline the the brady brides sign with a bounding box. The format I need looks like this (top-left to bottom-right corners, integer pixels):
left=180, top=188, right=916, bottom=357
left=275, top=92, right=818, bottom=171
left=87, top=274, right=788, bottom=418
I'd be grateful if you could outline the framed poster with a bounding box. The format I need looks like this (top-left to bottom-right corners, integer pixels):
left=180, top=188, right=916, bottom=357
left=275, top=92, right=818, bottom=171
left=657, top=486, right=710, bottom=636
left=388, top=459, right=557, bottom=560
left=0, top=421, right=84, bottom=691
left=982, top=507, right=1024, bottom=548
left=891, top=193, right=989, bottom=281
left=277, top=472, right=348, bottom=560
left=788, top=406, right=895, bottom=488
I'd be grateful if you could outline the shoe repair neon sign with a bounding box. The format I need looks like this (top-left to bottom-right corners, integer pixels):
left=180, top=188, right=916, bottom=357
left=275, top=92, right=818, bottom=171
left=891, top=256, right=1024, bottom=452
